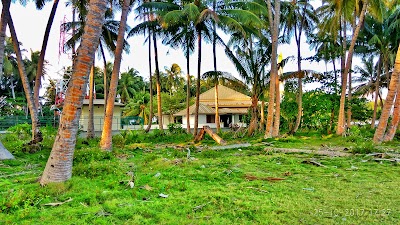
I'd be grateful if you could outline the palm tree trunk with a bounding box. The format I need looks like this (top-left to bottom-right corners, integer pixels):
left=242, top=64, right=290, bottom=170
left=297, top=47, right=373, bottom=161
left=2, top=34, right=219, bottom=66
left=194, top=31, right=202, bottom=136
left=373, top=44, right=400, bottom=143
left=186, top=46, right=191, bottom=134
left=272, top=64, right=281, bottom=136
left=34, top=0, right=60, bottom=110
left=8, top=13, right=42, bottom=144
left=259, top=100, right=265, bottom=130
left=145, top=29, right=153, bottom=133
left=40, top=0, right=108, bottom=185
left=264, top=0, right=280, bottom=138
left=100, top=0, right=130, bottom=150
left=337, top=1, right=367, bottom=135
left=99, top=42, right=108, bottom=110
left=347, top=68, right=352, bottom=128
left=383, top=84, right=400, bottom=142
left=0, top=0, right=11, bottom=80
left=87, top=65, right=95, bottom=139
left=371, top=58, right=381, bottom=129
left=215, top=83, right=220, bottom=132
left=153, top=31, right=163, bottom=131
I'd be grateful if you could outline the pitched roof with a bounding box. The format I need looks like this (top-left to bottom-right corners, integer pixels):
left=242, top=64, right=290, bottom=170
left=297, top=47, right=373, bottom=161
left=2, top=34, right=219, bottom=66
left=174, top=103, right=215, bottom=116
left=199, top=85, right=252, bottom=107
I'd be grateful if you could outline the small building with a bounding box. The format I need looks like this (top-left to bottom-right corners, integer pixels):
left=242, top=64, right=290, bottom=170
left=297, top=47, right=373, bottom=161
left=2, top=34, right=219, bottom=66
left=79, top=99, right=124, bottom=131
left=174, top=85, right=252, bottom=129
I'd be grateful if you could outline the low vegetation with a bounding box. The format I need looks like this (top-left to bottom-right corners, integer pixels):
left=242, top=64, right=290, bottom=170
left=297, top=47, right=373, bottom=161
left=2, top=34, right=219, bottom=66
left=1, top=124, right=399, bottom=224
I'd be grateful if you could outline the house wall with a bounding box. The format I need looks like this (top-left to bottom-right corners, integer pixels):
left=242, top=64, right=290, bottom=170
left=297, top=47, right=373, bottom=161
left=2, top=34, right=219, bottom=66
left=80, top=105, right=121, bottom=131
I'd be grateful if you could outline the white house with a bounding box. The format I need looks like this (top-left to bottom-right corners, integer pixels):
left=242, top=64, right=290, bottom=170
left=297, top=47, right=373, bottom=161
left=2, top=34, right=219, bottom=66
left=174, top=85, right=252, bottom=129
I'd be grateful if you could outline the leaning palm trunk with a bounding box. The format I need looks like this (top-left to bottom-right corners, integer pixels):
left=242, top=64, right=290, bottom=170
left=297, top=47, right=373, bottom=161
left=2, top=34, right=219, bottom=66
left=383, top=84, right=400, bottom=142
left=87, top=65, right=95, bottom=139
left=0, top=0, right=11, bottom=80
left=40, top=0, right=108, bottom=185
left=8, top=14, right=42, bottom=144
left=373, top=44, right=400, bottom=143
left=100, top=0, right=130, bottom=150
left=34, top=0, right=60, bottom=109
left=337, top=1, right=367, bottom=135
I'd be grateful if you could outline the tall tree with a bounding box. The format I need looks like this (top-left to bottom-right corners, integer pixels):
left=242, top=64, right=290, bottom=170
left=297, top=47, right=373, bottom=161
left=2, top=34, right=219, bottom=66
left=8, top=12, right=42, bottom=145
left=281, top=0, right=317, bottom=133
left=0, top=0, right=12, bottom=80
left=40, top=0, right=108, bottom=185
left=34, top=0, right=61, bottom=110
left=264, top=0, right=281, bottom=138
left=100, top=0, right=131, bottom=151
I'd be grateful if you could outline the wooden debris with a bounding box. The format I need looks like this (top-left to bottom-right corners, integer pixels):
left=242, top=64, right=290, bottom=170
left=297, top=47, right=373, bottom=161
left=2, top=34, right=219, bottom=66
left=194, top=126, right=226, bottom=145
left=44, top=198, right=73, bottom=206
left=301, top=159, right=326, bottom=167
left=265, top=147, right=351, bottom=157
left=244, top=174, right=285, bottom=182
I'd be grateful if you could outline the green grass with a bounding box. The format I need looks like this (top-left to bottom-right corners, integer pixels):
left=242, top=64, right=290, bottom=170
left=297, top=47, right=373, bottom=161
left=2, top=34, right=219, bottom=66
left=1, top=128, right=399, bottom=224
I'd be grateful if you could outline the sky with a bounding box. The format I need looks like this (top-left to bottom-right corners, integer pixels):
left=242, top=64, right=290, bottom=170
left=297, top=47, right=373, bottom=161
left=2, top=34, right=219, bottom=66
left=9, top=0, right=359, bottom=95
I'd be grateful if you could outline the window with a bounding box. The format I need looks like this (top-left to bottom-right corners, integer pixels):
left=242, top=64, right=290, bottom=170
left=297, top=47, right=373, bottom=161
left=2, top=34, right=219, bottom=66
left=206, top=115, right=215, bottom=123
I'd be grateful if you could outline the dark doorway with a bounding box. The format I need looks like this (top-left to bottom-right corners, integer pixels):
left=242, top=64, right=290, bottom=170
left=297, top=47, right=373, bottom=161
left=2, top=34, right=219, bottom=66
left=220, top=115, right=232, bottom=128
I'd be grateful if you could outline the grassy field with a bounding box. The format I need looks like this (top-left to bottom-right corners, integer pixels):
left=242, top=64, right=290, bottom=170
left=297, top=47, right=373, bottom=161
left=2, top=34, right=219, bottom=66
left=1, top=126, right=399, bottom=224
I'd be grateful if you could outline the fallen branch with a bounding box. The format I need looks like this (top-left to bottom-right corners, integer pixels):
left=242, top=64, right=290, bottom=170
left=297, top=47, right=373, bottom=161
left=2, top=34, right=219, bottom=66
left=265, top=147, right=351, bottom=157
left=301, top=159, right=326, bottom=167
left=245, top=174, right=285, bottom=182
left=43, top=198, right=73, bottom=206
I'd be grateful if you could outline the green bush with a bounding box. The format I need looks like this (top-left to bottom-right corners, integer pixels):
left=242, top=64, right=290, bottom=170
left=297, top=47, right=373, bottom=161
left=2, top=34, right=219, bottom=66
left=167, top=123, right=185, bottom=134
left=351, top=142, right=376, bottom=154
left=73, top=148, right=114, bottom=163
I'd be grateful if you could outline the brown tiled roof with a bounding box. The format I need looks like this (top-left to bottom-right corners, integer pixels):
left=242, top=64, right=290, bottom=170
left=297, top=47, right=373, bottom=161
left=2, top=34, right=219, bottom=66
left=199, top=85, right=252, bottom=107
left=174, top=103, right=215, bottom=116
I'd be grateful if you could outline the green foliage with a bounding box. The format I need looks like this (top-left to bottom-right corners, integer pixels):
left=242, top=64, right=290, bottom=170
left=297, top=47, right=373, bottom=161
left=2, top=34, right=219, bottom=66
left=73, top=148, right=114, bottom=164
left=112, top=134, right=126, bottom=148
left=351, top=142, right=377, bottom=154
left=167, top=123, right=185, bottom=134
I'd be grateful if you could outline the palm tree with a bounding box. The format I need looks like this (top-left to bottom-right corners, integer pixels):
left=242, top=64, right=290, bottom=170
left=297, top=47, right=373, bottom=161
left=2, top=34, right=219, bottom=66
left=264, top=0, right=281, bottom=138
left=7, top=12, right=42, bottom=145
left=281, top=0, right=317, bottom=133
left=0, top=0, right=12, bottom=81
left=117, top=68, right=145, bottom=103
left=33, top=0, right=61, bottom=110
left=100, top=0, right=131, bottom=151
left=353, top=55, right=382, bottom=128
left=39, top=0, right=109, bottom=185
left=374, top=44, right=399, bottom=143
left=164, top=63, right=183, bottom=96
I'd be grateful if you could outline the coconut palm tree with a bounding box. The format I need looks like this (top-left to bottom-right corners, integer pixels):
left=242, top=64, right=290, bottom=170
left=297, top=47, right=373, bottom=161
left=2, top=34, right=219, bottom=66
left=281, top=0, right=318, bottom=134
left=117, top=68, right=146, bottom=103
left=0, top=0, right=12, bottom=81
left=7, top=12, right=42, bottom=145
left=264, top=0, right=281, bottom=138
left=39, top=0, right=109, bottom=185
left=100, top=0, right=131, bottom=151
